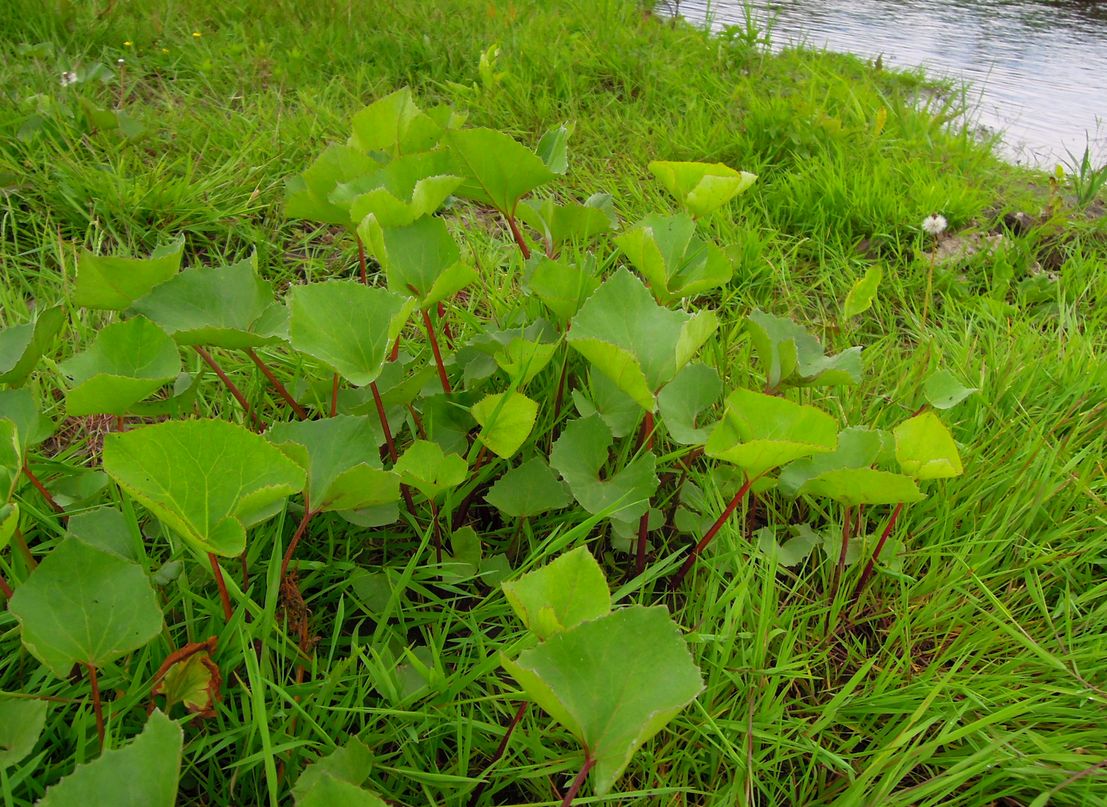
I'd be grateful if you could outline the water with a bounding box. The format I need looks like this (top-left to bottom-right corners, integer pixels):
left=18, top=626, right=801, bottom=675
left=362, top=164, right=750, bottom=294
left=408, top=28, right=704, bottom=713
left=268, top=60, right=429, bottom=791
left=666, top=0, right=1107, bottom=168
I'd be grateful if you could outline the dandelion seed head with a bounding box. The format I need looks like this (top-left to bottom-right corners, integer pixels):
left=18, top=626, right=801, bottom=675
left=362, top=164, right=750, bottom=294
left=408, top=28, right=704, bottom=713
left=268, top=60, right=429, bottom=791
left=922, top=214, right=948, bottom=236
left=60, top=71, right=78, bottom=87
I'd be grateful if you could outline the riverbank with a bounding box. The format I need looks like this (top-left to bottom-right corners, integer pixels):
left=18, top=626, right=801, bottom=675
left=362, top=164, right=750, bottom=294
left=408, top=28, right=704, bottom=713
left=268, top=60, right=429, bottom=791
left=1, top=0, right=1105, bottom=804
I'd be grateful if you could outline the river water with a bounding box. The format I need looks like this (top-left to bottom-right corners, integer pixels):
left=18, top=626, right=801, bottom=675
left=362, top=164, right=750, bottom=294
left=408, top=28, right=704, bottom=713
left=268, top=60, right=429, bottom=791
left=665, top=0, right=1107, bottom=168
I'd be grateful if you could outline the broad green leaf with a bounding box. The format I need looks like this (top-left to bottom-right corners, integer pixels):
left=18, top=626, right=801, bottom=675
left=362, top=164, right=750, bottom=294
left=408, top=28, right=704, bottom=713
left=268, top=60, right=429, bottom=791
left=494, top=337, right=559, bottom=386
left=268, top=416, right=400, bottom=512
left=502, top=605, right=703, bottom=796
left=572, top=367, right=641, bottom=439
left=285, top=144, right=375, bottom=228
left=843, top=265, right=882, bottom=319
left=394, top=440, right=467, bottom=501
left=894, top=411, right=964, bottom=480
left=59, top=317, right=180, bottom=416
left=747, top=310, right=862, bottom=389
left=0, top=503, right=18, bottom=552
left=472, top=392, right=538, bottom=459
left=800, top=468, right=925, bottom=506
left=419, top=391, right=478, bottom=456
left=502, top=546, right=610, bottom=640
left=536, top=122, right=572, bottom=174
left=0, top=388, right=53, bottom=450
left=755, top=524, right=823, bottom=567
left=0, top=694, right=47, bottom=769
left=441, top=525, right=482, bottom=582
left=152, top=646, right=220, bottom=717
left=777, top=427, right=888, bottom=496
left=517, top=195, right=615, bottom=249
left=484, top=458, right=571, bottom=518
left=446, top=127, right=556, bottom=214
left=102, top=420, right=305, bottom=557
left=296, top=773, right=387, bottom=807
left=74, top=237, right=184, bottom=310
left=131, top=254, right=287, bottom=348
left=656, top=363, right=722, bottom=445
left=289, top=281, right=415, bottom=386
left=349, top=87, right=442, bottom=157
left=550, top=415, right=658, bottom=525
left=524, top=256, right=600, bottom=322
left=37, top=710, right=182, bottom=807
left=705, top=389, right=837, bottom=477
left=294, top=737, right=384, bottom=806
left=362, top=216, right=475, bottom=307
left=9, top=538, right=163, bottom=677
left=647, top=160, right=756, bottom=218
left=68, top=506, right=136, bottom=561
left=568, top=268, right=717, bottom=411
left=334, top=150, right=461, bottom=228
left=0, top=306, right=64, bottom=386
left=922, top=369, right=977, bottom=410
left=615, top=213, right=732, bottom=303
left=0, top=420, right=22, bottom=501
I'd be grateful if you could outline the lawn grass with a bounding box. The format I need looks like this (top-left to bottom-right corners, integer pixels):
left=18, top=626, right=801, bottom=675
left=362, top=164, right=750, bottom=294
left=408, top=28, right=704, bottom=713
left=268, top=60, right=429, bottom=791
left=1, top=0, right=1105, bottom=805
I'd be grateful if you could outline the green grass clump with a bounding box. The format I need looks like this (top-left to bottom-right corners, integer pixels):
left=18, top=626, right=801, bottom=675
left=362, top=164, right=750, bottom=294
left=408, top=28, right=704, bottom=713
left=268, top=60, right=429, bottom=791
left=1, top=0, right=1105, bottom=805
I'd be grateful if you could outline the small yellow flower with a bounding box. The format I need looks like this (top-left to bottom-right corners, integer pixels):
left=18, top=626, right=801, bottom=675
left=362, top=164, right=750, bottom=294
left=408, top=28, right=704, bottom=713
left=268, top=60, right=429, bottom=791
left=162, top=47, right=170, bottom=54
left=123, top=40, right=133, bottom=47
left=192, top=31, right=201, bottom=38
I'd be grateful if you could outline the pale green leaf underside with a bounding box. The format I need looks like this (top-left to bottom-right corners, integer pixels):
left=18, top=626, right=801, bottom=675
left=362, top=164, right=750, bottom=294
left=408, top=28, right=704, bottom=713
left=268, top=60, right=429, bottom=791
left=800, top=467, right=925, bottom=506
left=647, top=160, right=756, bottom=218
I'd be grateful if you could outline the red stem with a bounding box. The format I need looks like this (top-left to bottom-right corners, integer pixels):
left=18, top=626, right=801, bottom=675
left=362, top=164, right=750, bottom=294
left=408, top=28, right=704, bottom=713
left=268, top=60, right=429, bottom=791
left=240, top=552, right=250, bottom=592
left=330, top=373, right=339, bottom=417
left=389, top=334, right=401, bottom=362
left=670, top=475, right=756, bottom=589
left=370, top=381, right=397, bottom=463
left=12, top=529, right=36, bottom=569
left=246, top=349, right=308, bottom=419
left=561, top=755, right=595, bottom=807
left=22, top=463, right=64, bottom=515
left=86, top=662, right=105, bottom=750
left=209, top=553, right=233, bottom=621
left=852, top=502, right=905, bottom=603
left=193, top=346, right=263, bottom=431
left=438, top=301, right=455, bottom=349
left=356, top=234, right=368, bottom=284
left=281, top=507, right=315, bottom=581
left=421, top=308, right=452, bottom=394
left=0, top=572, right=12, bottom=599
left=505, top=213, right=531, bottom=260
left=635, top=411, right=655, bottom=575
left=467, top=701, right=529, bottom=807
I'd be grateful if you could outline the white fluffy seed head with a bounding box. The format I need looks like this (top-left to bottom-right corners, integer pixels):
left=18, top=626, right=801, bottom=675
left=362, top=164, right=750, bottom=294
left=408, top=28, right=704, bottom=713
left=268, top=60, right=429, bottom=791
left=922, top=213, right=948, bottom=236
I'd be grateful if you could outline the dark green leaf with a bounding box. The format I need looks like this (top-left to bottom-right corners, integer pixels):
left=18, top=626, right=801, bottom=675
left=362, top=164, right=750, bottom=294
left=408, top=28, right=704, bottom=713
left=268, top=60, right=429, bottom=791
left=446, top=127, right=556, bottom=214
left=484, top=458, right=571, bottom=518
left=0, top=694, right=47, bottom=770
left=0, top=306, right=64, bottom=386
left=75, top=237, right=184, bottom=310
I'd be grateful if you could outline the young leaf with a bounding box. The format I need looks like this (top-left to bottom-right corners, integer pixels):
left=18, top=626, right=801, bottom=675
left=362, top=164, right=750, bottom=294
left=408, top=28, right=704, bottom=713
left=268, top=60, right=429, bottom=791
left=755, top=524, right=823, bottom=567
left=471, top=391, right=538, bottom=459
left=0, top=694, right=47, bottom=769
left=349, top=87, right=442, bottom=157
left=800, top=468, right=925, bottom=506
left=843, top=265, right=883, bottom=319
left=394, top=440, right=467, bottom=501
left=517, top=196, right=615, bottom=249
left=501, top=546, right=610, bottom=640
left=131, top=254, right=288, bottom=348
left=0, top=388, right=54, bottom=450
left=777, top=427, right=888, bottom=496
left=615, top=213, right=732, bottom=303
left=338, top=151, right=462, bottom=229
left=360, top=216, right=475, bottom=308
left=268, top=416, right=400, bottom=512
left=894, top=411, right=964, bottom=480
left=446, top=127, right=556, bottom=214
left=656, top=363, right=722, bottom=445
left=647, top=160, right=756, bottom=218
left=289, top=281, right=415, bottom=386
left=524, top=256, right=600, bottom=322
left=484, top=458, right=571, bottom=518
left=536, top=122, right=572, bottom=175
left=152, top=646, right=221, bottom=718
left=747, top=310, right=862, bottom=389
left=102, top=420, right=305, bottom=557
left=572, top=367, right=641, bottom=439
left=9, top=538, right=163, bottom=677
left=285, top=144, right=375, bottom=228
left=493, top=337, right=559, bottom=386
left=0, top=306, right=64, bottom=386
left=705, top=389, right=837, bottom=477
left=502, top=605, right=704, bottom=796
left=550, top=415, right=658, bottom=525
left=74, top=236, right=184, bottom=310
left=568, top=268, right=717, bottom=411
left=37, top=710, right=183, bottom=807
left=59, top=317, right=181, bottom=416
left=922, top=369, right=977, bottom=410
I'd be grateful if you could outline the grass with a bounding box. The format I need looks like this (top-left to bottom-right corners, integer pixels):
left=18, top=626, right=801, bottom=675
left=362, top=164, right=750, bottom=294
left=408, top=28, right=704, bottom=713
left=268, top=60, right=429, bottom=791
left=1, top=0, right=1106, bottom=804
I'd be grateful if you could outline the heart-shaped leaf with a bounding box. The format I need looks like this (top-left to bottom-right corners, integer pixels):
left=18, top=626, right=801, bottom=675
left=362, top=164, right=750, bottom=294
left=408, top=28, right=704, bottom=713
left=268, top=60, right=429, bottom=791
left=572, top=367, right=641, bottom=439
left=68, top=506, right=137, bottom=561
left=349, top=87, right=443, bottom=157
left=523, top=256, right=600, bottom=322
left=0, top=694, right=47, bottom=770
left=615, top=213, right=732, bottom=303
left=293, top=738, right=375, bottom=805
left=894, top=411, right=964, bottom=480
left=289, top=280, right=415, bottom=387
left=59, top=317, right=181, bottom=416
left=550, top=415, right=658, bottom=525
left=536, top=122, right=572, bottom=175
left=0, top=388, right=53, bottom=450
left=747, top=310, right=862, bottom=389
left=9, top=538, right=163, bottom=677
left=131, top=254, right=287, bottom=348
left=37, top=710, right=182, bottom=807
left=501, top=546, right=610, bottom=640
left=102, top=420, right=305, bottom=557
left=268, top=416, right=400, bottom=513
left=800, top=468, right=925, bottom=506
left=656, top=363, right=722, bottom=445
left=394, top=440, right=467, bottom=502
left=843, top=265, right=882, bottom=319
left=705, top=389, right=837, bottom=477
left=484, top=458, right=571, bottom=518
left=777, top=427, right=890, bottom=496
left=446, top=127, right=556, bottom=215
left=517, top=194, right=615, bottom=249
left=502, top=605, right=704, bottom=796
left=471, top=391, right=538, bottom=459
left=74, top=237, right=184, bottom=310
left=0, top=306, right=64, bottom=386
left=335, top=150, right=461, bottom=229
left=493, top=337, right=559, bottom=386
left=922, top=369, right=977, bottom=410
left=360, top=215, right=475, bottom=308
left=647, top=160, right=756, bottom=218
left=285, top=144, right=375, bottom=228
left=568, top=268, right=717, bottom=411
left=755, top=524, right=823, bottom=567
